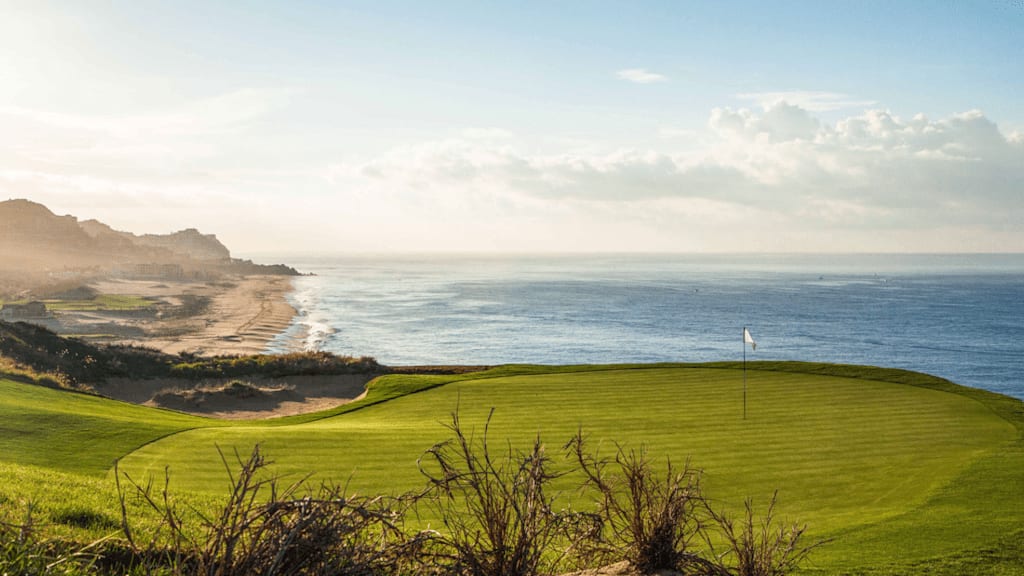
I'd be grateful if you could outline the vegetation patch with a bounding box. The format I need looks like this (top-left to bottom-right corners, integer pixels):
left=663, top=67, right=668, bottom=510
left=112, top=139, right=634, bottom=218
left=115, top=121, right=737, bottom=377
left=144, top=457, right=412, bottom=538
left=0, top=362, right=1021, bottom=574
left=0, top=321, right=381, bottom=387
left=169, top=351, right=380, bottom=379
left=42, top=294, right=154, bottom=312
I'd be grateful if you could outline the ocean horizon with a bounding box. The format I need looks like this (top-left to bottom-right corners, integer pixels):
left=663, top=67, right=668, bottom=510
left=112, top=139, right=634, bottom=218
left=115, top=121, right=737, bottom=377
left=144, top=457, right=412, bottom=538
left=254, top=253, right=1024, bottom=401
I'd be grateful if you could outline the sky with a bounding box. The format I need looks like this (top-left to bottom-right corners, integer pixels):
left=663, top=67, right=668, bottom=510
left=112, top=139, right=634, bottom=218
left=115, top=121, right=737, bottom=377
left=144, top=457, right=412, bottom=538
left=1, top=0, right=1022, bottom=254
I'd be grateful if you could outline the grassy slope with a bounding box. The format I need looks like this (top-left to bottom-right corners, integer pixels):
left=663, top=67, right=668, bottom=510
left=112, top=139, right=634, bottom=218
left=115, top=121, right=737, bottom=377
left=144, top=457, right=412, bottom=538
left=114, top=365, right=1022, bottom=572
left=0, top=378, right=224, bottom=539
left=1, top=363, right=1022, bottom=573
left=0, top=379, right=218, bottom=475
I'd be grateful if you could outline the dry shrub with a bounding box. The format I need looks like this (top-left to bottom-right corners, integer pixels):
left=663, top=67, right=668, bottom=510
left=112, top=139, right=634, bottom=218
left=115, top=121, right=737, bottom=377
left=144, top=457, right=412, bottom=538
left=566, top=431, right=715, bottom=575
left=703, top=492, right=826, bottom=576
left=116, top=445, right=417, bottom=576
left=417, top=409, right=598, bottom=576
left=103, top=414, right=826, bottom=576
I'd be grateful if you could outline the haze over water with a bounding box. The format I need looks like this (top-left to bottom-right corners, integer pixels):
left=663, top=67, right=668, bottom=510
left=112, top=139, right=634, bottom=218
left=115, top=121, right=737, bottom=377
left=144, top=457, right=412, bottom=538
left=266, top=254, right=1024, bottom=400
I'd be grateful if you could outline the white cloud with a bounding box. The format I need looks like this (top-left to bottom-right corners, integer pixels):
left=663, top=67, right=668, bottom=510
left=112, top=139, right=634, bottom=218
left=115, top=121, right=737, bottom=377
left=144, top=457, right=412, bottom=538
left=710, top=102, right=820, bottom=142
left=736, top=91, right=877, bottom=112
left=318, top=105, right=1024, bottom=250
left=4, top=92, right=1022, bottom=252
left=615, top=68, right=668, bottom=84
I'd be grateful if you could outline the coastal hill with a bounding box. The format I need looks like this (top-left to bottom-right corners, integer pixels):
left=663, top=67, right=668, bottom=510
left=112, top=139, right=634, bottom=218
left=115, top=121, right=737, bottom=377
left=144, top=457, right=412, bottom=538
left=0, top=198, right=297, bottom=287
left=78, top=218, right=232, bottom=261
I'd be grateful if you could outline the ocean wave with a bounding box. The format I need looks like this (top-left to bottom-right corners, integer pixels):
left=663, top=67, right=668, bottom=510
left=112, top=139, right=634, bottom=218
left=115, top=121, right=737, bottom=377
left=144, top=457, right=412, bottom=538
left=302, top=319, right=338, bottom=351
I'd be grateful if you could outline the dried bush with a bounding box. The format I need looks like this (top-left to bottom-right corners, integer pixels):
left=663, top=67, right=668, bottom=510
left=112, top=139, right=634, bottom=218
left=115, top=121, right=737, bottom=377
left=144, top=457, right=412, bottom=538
left=116, top=445, right=417, bottom=576
left=703, top=491, right=826, bottom=576
left=566, top=431, right=714, bottom=575
left=417, top=409, right=598, bottom=576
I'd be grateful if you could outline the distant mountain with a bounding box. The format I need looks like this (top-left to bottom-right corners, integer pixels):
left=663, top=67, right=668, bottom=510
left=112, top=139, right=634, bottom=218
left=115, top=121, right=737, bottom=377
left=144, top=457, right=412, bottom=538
left=0, top=198, right=297, bottom=277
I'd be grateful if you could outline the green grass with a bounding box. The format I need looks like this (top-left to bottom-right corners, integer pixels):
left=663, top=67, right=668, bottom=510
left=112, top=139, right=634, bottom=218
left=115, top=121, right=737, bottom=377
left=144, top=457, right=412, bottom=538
left=0, top=379, right=216, bottom=475
left=43, top=294, right=154, bottom=311
left=1, top=362, right=1022, bottom=574
left=0, top=293, right=151, bottom=311
left=0, top=294, right=153, bottom=311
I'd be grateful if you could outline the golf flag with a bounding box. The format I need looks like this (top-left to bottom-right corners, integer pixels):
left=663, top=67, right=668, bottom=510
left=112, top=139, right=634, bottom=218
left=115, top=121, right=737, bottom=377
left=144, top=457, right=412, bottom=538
left=744, top=327, right=756, bottom=351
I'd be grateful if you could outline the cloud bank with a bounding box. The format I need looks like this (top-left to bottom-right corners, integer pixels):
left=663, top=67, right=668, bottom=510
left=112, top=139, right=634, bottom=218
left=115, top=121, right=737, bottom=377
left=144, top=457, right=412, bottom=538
left=2, top=95, right=1021, bottom=252
left=327, top=104, right=1023, bottom=251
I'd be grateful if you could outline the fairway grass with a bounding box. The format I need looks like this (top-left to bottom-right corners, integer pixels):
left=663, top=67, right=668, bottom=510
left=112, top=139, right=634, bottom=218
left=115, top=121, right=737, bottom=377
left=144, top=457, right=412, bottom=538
left=0, top=379, right=216, bottom=475
left=0, top=294, right=154, bottom=311
left=1, top=363, right=1022, bottom=574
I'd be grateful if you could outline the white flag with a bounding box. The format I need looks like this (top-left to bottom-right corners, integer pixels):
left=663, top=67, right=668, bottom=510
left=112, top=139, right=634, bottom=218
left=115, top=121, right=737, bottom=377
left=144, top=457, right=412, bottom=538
left=744, top=327, right=757, bottom=351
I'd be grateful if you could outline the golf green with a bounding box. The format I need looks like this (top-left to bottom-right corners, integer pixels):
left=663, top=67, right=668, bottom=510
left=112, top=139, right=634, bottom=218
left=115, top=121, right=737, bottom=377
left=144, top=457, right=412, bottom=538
left=113, top=365, right=1021, bottom=570
left=2, top=363, right=1021, bottom=573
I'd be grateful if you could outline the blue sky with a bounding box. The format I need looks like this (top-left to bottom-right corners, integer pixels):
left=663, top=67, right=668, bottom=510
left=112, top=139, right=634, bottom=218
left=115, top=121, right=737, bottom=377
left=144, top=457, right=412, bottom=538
left=2, top=1, right=1022, bottom=253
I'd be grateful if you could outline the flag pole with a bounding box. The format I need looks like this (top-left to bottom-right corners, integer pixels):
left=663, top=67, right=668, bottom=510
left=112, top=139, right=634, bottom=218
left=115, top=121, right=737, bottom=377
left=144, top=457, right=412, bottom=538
left=742, top=326, right=747, bottom=420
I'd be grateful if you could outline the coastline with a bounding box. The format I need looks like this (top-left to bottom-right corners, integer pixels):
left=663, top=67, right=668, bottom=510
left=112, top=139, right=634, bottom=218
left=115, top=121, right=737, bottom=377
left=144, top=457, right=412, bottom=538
left=78, top=275, right=298, bottom=357
left=141, top=275, right=298, bottom=356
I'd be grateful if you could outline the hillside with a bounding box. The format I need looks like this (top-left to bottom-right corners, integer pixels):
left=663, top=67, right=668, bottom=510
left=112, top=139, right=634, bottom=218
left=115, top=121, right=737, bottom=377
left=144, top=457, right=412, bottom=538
left=77, top=218, right=230, bottom=262
left=0, top=199, right=298, bottom=290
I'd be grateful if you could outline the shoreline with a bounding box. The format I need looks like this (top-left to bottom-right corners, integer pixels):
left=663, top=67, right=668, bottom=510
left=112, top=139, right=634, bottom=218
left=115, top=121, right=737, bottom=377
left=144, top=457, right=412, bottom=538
left=68, top=275, right=299, bottom=357
left=143, top=275, right=298, bottom=356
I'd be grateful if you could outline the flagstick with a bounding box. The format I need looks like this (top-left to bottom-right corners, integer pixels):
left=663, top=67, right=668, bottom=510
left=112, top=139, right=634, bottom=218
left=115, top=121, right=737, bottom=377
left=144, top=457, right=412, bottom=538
left=742, top=326, right=747, bottom=420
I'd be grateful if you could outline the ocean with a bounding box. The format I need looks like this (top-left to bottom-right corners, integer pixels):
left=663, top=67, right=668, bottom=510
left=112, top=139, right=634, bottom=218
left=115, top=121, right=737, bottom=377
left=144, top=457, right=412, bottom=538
left=262, top=254, right=1024, bottom=400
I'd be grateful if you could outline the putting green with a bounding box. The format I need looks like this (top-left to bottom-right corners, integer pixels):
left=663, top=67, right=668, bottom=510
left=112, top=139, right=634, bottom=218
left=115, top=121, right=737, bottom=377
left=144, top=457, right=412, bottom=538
left=2, top=363, right=1021, bottom=573
left=113, top=365, right=1020, bottom=570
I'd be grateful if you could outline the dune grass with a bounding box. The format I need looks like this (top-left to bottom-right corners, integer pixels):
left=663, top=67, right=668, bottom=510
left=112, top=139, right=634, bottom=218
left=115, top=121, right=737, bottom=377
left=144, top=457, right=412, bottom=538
left=1, top=363, right=1022, bottom=574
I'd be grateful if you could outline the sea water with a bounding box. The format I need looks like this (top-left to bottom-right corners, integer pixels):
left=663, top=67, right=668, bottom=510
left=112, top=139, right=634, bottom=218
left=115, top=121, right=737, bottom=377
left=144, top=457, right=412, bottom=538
left=262, top=254, right=1024, bottom=400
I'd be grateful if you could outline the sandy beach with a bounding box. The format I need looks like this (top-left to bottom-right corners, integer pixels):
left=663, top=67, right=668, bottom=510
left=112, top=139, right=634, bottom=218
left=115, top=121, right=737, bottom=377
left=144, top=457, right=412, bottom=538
left=55, top=274, right=382, bottom=419
left=62, top=275, right=298, bottom=356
